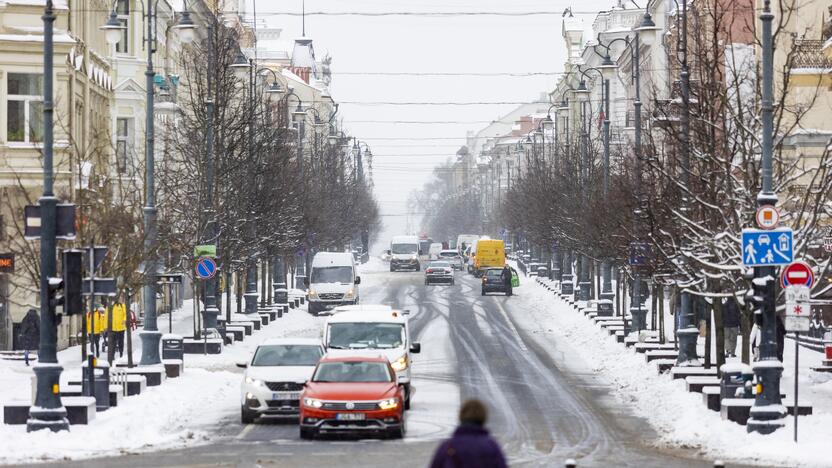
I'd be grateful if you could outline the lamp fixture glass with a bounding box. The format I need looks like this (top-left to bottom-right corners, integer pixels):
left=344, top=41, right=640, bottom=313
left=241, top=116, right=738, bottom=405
left=173, top=10, right=197, bottom=44
left=100, top=11, right=125, bottom=45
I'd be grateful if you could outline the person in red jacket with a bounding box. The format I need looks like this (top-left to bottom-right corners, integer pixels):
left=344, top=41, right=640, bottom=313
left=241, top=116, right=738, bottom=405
left=429, top=399, right=507, bottom=468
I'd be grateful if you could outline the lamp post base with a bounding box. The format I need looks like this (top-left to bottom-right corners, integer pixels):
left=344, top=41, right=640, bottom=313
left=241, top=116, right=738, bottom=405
left=202, top=306, right=219, bottom=330
left=244, top=292, right=259, bottom=315
left=629, top=305, right=646, bottom=335
left=747, top=360, right=786, bottom=434
left=675, top=327, right=700, bottom=366
left=139, top=330, right=162, bottom=366
left=27, top=364, right=69, bottom=432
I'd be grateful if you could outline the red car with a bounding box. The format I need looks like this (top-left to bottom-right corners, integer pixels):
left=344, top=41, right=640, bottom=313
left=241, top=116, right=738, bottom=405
left=299, top=355, right=406, bottom=439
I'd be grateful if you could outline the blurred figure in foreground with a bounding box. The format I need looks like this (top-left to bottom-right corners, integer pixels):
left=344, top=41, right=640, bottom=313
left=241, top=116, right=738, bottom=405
left=429, top=399, right=507, bottom=468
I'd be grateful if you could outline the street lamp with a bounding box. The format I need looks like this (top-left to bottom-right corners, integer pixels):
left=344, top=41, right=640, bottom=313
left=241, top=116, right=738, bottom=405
left=634, top=1, right=660, bottom=47
left=100, top=11, right=125, bottom=46
left=98, top=0, right=197, bottom=368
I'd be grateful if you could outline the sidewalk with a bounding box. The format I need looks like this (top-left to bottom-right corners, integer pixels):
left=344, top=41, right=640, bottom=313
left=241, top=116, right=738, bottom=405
left=0, top=291, right=322, bottom=464
left=512, top=276, right=832, bottom=467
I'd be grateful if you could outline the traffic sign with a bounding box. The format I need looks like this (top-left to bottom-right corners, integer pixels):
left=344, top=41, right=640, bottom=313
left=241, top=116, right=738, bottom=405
left=741, top=228, right=793, bottom=266
left=780, top=261, right=814, bottom=288
left=784, top=284, right=811, bottom=332
left=24, top=204, right=77, bottom=240
left=194, top=244, right=216, bottom=258
left=0, top=253, right=14, bottom=273
left=195, top=256, right=217, bottom=280
left=755, top=206, right=780, bottom=230
left=824, top=227, right=832, bottom=253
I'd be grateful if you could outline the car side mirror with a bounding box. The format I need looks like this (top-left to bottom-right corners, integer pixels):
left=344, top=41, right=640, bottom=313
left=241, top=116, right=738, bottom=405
left=354, top=276, right=361, bottom=285
left=410, top=342, right=421, bottom=354
left=236, top=361, right=248, bottom=369
left=386, top=249, right=391, bottom=255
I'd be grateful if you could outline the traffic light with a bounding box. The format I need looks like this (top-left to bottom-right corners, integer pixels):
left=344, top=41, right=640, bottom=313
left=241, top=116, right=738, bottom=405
left=54, top=250, right=83, bottom=315
left=743, top=267, right=770, bottom=317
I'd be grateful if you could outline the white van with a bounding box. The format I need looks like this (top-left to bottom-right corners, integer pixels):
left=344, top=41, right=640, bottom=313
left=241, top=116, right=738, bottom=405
left=389, top=235, right=421, bottom=271
left=428, top=243, right=443, bottom=260
left=307, top=252, right=360, bottom=315
left=322, top=308, right=421, bottom=409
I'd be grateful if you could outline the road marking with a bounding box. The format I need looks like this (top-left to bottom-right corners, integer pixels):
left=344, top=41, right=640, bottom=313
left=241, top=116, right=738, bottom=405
left=236, top=423, right=256, bottom=439
left=495, top=300, right=528, bottom=352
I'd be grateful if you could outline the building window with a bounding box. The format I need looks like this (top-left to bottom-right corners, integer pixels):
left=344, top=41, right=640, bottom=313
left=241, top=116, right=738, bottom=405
left=7, top=73, right=43, bottom=143
left=116, top=118, right=133, bottom=172
left=116, top=0, right=129, bottom=54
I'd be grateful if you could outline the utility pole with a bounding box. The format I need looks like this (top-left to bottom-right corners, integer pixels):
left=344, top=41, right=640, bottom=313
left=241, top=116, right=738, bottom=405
left=747, top=0, right=786, bottom=434
left=203, top=22, right=219, bottom=330
left=27, top=0, right=69, bottom=432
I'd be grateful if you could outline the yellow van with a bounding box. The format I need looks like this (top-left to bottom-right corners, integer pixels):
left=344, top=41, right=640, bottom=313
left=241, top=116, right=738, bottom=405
left=473, top=239, right=505, bottom=277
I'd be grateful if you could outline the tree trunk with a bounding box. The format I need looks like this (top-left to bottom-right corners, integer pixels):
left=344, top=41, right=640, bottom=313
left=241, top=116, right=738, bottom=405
left=658, top=283, right=665, bottom=343
left=236, top=270, right=243, bottom=314
left=713, top=297, right=725, bottom=372
left=740, top=305, right=751, bottom=364
left=225, top=268, right=232, bottom=322
left=651, top=280, right=658, bottom=331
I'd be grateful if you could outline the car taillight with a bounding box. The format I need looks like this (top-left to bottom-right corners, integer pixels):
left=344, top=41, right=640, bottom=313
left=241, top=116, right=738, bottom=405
left=426, top=269, right=433, bottom=273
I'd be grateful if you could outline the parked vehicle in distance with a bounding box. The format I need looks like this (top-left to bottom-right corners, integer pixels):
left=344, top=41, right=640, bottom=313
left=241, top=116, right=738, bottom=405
left=418, top=237, right=433, bottom=262
left=472, top=239, right=506, bottom=277
left=307, top=252, right=360, bottom=315
left=438, top=249, right=464, bottom=270
left=428, top=242, right=443, bottom=260
left=481, top=268, right=509, bottom=296
left=424, top=261, right=454, bottom=285
left=322, top=309, right=421, bottom=409
left=389, top=235, right=421, bottom=272
left=299, top=355, right=406, bottom=440
left=456, top=234, right=479, bottom=257
left=238, top=338, right=325, bottom=424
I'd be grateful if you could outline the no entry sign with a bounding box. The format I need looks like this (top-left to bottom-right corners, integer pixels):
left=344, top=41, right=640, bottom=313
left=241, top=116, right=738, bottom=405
left=780, top=261, right=814, bottom=288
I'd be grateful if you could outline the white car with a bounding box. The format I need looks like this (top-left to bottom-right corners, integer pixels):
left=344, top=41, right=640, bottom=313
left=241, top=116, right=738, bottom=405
left=438, top=249, right=464, bottom=270
left=322, top=309, right=421, bottom=409
left=425, top=261, right=454, bottom=285
left=238, top=338, right=325, bottom=423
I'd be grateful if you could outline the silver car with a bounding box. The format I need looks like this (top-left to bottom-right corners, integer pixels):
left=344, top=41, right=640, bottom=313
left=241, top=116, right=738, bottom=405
left=438, top=250, right=464, bottom=270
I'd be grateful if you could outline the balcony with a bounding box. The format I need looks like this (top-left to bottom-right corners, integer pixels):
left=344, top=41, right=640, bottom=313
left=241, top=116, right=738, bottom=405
left=793, top=40, right=832, bottom=70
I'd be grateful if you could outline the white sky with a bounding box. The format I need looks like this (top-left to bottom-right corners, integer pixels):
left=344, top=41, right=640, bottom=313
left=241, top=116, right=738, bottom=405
left=250, top=0, right=618, bottom=251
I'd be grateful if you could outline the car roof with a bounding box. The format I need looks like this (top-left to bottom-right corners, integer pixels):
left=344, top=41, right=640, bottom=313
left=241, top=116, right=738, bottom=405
left=319, top=354, right=389, bottom=363
left=326, top=309, right=407, bottom=324
left=330, top=304, right=393, bottom=314
left=258, top=338, right=323, bottom=347
left=439, top=249, right=458, bottom=253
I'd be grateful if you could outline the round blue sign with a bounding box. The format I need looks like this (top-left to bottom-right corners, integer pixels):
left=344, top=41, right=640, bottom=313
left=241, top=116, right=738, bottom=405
left=195, top=256, right=217, bottom=279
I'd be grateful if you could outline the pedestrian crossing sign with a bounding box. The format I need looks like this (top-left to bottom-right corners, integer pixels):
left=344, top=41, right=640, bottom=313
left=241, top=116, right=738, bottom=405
left=741, top=228, right=793, bottom=266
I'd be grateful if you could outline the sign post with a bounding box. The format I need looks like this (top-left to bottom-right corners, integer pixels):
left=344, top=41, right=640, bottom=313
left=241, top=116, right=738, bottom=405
left=784, top=283, right=811, bottom=443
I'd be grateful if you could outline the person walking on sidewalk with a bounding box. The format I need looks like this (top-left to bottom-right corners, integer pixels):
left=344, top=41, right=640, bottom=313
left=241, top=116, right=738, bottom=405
left=19, top=308, right=39, bottom=366
left=429, top=399, right=508, bottom=468
left=724, top=298, right=741, bottom=358
left=86, top=305, right=105, bottom=356
left=107, top=302, right=127, bottom=358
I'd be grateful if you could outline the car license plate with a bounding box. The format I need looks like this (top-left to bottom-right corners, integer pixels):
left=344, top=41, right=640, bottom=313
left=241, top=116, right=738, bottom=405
left=324, top=304, right=336, bottom=310
left=335, top=413, right=366, bottom=421
left=272, top=391, right=300, bottom=400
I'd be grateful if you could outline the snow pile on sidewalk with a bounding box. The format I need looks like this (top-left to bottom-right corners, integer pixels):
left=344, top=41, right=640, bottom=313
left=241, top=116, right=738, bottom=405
left=0, top=300, right=322, bottom=464
left=516, top=281, right=832, bottom=468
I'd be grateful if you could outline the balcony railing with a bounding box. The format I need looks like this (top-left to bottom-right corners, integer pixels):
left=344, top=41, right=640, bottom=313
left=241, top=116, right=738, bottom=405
left=792, top=40, right=832, bottom=69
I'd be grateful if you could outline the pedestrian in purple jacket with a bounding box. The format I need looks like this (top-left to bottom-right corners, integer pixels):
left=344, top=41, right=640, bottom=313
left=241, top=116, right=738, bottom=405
left=429, top=399, right=508, bottom=468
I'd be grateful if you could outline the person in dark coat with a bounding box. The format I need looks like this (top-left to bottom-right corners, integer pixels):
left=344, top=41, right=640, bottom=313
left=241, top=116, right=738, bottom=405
left=501, top=266, right=513, bottom=296
left=429, top=399, right=507, bottom=468
left=723, top=298, right=741, bottom=358
left=19, top=309, right=40, bottom=366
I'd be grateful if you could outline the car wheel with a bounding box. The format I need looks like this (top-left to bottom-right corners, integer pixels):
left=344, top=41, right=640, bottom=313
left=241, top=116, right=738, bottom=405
left=388, top=413, right=406, bottom=439
left=241, top=405, right=256, bottom=424
left=300, top=426, right=315, bottom=440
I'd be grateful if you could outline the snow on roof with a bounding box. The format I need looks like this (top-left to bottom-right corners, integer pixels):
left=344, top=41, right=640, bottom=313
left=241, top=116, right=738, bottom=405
left=325, top=309, right=407, bottom=324
left=0, top=33, right=74, bottom=43
left=258, top=337, right=323, bottom=346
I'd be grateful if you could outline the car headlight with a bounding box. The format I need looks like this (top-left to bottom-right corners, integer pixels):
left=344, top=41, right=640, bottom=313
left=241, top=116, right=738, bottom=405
left=390, top=355, right=408, bottom=372
left=411, top=255, right=418, bottom=261
left=344, top=288, right=355, bottom=300
left=308, top=289, right=318, bottom=299
left=378, top=398, right=399, bottom=410
left=303, top=398, right=323, bottom=408
left=245, top=377, right=264, bottom=387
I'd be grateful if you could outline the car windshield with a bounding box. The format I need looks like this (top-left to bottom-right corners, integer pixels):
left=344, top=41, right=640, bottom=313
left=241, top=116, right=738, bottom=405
left=486, top=269, right=503, bottom=277
left=251, top=344, right=322, bottom=367
left=439, top=252, right=458, bottom=258
left=311, top=266, right=353, bottom=284
left=429, top=262, right=450, bottom=268
left=313, top=361, right=392, bottom=383
left=327, top=322, right=405, bottom=349
left=391, top=244, right=417, bottom=254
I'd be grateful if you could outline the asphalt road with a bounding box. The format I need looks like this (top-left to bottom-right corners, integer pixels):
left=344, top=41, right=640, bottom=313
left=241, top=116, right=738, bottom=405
left=34, top=267, right=732, bottom=468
